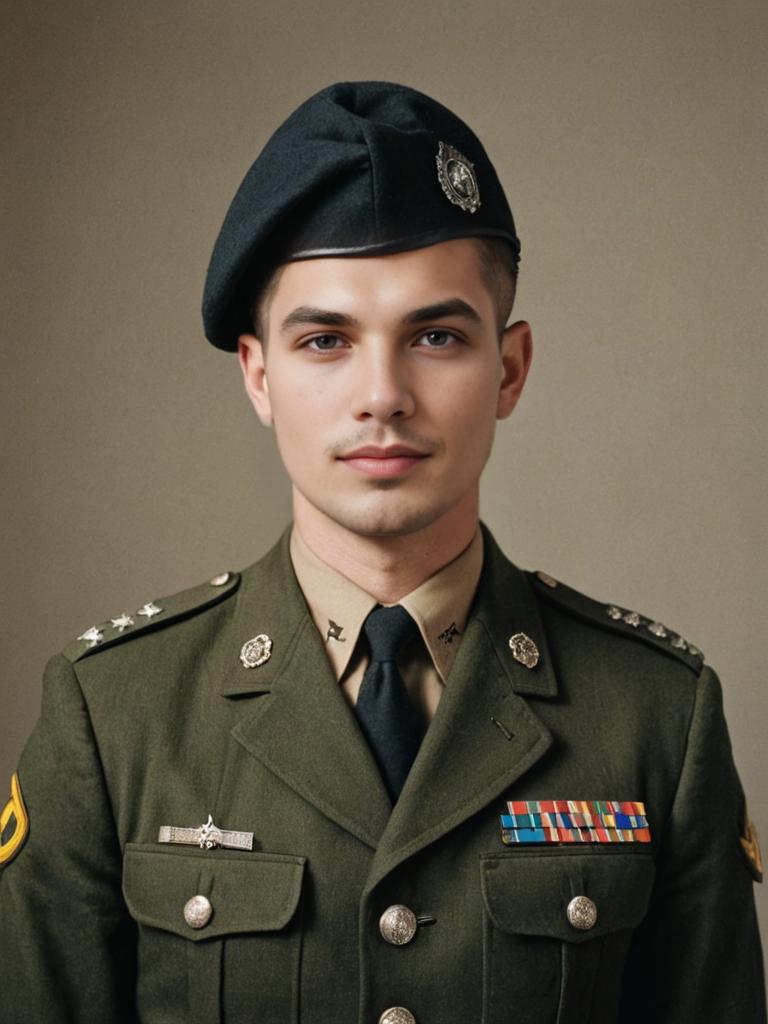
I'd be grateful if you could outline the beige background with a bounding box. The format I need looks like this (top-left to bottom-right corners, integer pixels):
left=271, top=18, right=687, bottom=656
left=2, top=0, right=766, bottom=962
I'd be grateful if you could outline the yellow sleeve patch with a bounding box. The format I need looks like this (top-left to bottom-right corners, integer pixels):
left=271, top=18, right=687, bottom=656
left=740, top=804, right=763, bottom=884
left=0, top=772, right=29, bottom=867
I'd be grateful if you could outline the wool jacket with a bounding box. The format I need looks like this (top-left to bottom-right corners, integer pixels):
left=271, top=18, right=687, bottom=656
left=0, top=524, right=764, bottom=1023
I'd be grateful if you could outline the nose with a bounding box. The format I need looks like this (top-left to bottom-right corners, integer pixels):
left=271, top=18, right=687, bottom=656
left=349, top=345, right=416, bottom=422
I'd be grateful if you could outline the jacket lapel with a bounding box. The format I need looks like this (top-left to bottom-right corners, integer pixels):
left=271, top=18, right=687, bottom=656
left=367, top=526, right=557, bottom=889
left=215, top=524, right=557, bottom=868
left=217, top=530, right=391, bottom=849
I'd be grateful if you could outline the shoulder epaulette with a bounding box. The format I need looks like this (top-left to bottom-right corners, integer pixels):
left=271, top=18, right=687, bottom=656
left=527, top=569, right=704, bottom=672
left=63, top=570, right=241, bottom=664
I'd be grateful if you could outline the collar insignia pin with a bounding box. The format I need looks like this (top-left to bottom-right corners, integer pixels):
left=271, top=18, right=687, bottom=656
left=240, top=633, right=272, bottom=668
left=438, top=622, right=461, bottom=645
left=508, top=632, right=540, bottom=669
left=326, top=620, right=345, bottom=643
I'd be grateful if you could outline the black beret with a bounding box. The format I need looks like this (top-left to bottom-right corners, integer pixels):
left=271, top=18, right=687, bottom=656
left=202, top=81, right=521, bottom=351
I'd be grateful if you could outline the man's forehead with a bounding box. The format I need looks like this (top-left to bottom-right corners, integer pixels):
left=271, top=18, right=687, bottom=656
left=268, top=240, right=495, bottom=326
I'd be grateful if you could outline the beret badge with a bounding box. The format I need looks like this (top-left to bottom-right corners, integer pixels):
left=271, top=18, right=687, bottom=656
left=436, top=141, right=481, bottom=213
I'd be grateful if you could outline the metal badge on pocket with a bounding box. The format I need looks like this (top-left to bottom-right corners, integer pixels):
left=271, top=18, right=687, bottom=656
left=158, top=814, right=254, bottom=851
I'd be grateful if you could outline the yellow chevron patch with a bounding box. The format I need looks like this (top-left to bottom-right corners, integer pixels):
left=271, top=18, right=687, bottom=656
left=740, top=805, right=763, bottom=884
left=0, top=772, right=29, bottom=867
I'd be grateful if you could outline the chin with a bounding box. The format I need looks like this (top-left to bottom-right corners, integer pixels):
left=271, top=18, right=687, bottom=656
left=319, top=498, right=452, bottom=540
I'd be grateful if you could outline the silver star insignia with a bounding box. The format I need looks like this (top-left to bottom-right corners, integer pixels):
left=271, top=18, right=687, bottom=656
left=111, top=613, right=134, bottom=632
left=77, top=626, right=104, bottom=648
left=137, top=601, right=162, bottom=619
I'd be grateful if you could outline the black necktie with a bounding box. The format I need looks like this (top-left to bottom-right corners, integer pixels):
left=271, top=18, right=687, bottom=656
left=355, top=605, right=425, bottom=800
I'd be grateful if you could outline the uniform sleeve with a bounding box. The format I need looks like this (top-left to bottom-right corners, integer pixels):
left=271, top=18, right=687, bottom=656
left=0, top=654, right=137, bottom=1022
left=620, top=664, right=766, bottom=1022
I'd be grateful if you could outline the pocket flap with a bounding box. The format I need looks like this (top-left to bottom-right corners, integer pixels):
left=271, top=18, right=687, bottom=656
left=481, top=850, right=654, bottom=944
left=123, top=844, right=306, bottom=941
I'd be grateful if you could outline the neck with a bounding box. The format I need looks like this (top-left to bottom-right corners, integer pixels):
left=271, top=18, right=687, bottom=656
left=293, top=492, right=480, bottom=603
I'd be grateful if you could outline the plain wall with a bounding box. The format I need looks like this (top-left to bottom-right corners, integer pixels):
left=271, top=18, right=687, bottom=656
left=2, top=0, right=766, bottom=964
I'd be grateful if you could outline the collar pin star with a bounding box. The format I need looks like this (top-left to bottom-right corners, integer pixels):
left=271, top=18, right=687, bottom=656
left=111, top=613, right=134, bottom=632
left=137, top=601, right=163, bottom=619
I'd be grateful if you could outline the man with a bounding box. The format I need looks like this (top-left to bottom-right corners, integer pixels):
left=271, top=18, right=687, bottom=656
left=0, top=81, right=764, bottom=1023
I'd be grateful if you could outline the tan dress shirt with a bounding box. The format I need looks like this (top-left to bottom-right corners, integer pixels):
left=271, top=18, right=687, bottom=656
left=289, top=525, right=484, bottom=721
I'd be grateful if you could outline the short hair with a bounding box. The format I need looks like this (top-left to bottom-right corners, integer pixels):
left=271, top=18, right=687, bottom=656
left=250, top=237, right=518, bottom=340
left=474, top=236, right=519, bottom=333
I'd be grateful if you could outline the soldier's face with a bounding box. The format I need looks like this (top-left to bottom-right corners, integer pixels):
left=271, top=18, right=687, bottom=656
left=238, top=238, right=531, bottom=539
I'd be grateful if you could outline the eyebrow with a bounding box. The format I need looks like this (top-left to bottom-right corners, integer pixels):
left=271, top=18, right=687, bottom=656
left=279, top=297, right=483, bottom=334
left=401, top=299, right=482, bottom=326
left=279, top=307, right=359, bottom=332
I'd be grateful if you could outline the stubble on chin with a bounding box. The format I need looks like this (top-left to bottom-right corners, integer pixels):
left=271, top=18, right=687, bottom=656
left=307, top=484, right=450, bottom=540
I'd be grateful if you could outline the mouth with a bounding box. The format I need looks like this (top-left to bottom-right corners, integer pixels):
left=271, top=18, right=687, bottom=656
left=338, top=445, right=430, bottom=479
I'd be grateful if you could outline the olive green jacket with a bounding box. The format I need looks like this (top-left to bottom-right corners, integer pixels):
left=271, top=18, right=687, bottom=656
left=1, top=525, right=764, bottom=1023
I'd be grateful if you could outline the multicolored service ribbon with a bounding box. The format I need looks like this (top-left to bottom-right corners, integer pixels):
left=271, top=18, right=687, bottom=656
left=500, top=799, right=651, bottom=845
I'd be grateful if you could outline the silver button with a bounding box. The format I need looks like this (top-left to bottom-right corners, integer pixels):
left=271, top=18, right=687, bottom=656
left=183, top=894, right=213, bottom=929
left=379, top=904, right=418, bottom=946
left=379, top=1009, right=416, bottom=1024
left=210, top=572, right=231, bottom=586
left=566, top=895, right=597, bottom=931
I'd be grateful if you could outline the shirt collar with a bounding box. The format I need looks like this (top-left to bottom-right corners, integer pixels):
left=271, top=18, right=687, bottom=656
left=398, top=527, right=483, bottom=681
left=290, top=526, right=377, bottom=680
left=290, top=524, right=484, bottom=683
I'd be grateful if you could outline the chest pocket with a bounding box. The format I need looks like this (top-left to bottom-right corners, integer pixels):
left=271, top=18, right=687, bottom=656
left=480, top=849, right=655, bottom=1024
left=123, top=844, right=306, bottom=1024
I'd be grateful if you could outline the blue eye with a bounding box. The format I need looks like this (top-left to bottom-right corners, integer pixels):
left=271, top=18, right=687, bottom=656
left=307, top=335, right=343, bottom=351
left=417, top=330, right=456, bottom=347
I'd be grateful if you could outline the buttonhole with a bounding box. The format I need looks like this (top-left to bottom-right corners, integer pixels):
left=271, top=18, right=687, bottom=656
left=491, top=717, right=514, bottom=740
left=416, top=916, right=436, bottom=927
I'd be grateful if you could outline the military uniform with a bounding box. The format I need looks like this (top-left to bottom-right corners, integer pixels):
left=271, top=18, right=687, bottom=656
left=1, top=81, right=765, bottom=1021
left=0, top=524, right=764, bottom=1021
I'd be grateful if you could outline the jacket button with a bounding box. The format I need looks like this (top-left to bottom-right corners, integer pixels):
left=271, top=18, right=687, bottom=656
left=566, top=895, right=597, bottom=930
left=183, top=894, right=213, bottom=929
left=379, top=1008, right=416, bottom=1024
left=379, top=904, right=418, bottom=945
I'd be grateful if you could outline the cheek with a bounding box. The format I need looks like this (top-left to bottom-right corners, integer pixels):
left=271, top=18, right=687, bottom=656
left=267, top=377, right=324, bottom=432
left=426, top=368, right=499, bottom=437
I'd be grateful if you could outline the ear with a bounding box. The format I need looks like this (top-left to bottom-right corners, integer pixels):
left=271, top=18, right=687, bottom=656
left=496, top=320, right=533, bottom=420
left=237, top=333, right=273, bottom=426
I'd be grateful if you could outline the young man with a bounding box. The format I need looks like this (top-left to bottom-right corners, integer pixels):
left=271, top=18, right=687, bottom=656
left=0, top=82, right=764, bottom=1023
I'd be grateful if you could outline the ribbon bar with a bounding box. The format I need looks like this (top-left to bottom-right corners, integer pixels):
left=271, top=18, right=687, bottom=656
left=501, top=799, right=652, bottom=845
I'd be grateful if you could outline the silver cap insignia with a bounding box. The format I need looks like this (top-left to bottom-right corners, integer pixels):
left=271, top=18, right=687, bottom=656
left=436, top=142, right=480, bottom=213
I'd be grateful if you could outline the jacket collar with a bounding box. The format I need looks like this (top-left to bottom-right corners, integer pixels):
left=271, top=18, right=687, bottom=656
left=213, top=522, right=558, bottom=860
left=217, top=522, right=557, bottom=700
